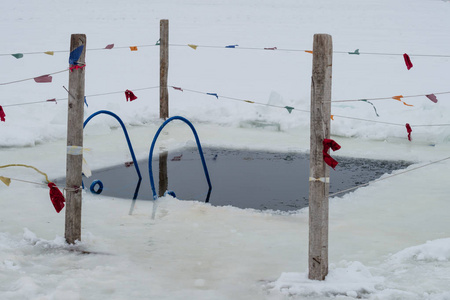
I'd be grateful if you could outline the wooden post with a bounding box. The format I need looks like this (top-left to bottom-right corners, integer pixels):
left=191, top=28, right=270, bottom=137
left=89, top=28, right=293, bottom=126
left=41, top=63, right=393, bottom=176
left=160, top=19, right=169, bottom=120
left=65, top=34, right=86, bottom=244
left=308, top=34, right=332, bottom=280
left=158, top=150, right=168, bottom=197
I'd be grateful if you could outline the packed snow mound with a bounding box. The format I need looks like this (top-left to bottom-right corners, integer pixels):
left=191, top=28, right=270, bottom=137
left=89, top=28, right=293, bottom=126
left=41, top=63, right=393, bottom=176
left=390, top=238, right=450, bottom=262
left=267, top=261, right=384, bottom=298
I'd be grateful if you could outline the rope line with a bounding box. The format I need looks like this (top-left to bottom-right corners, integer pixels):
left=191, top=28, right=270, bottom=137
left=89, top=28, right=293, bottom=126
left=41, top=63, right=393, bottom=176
left=3, top=43, right=450, bottom=58
left=329, top=156, right=450, bottom=197
left=2, top=83, right=450, bottom=128
left=172, top=86, right=450, bottom=127
left=0, top=69, right=68, bottom=86
left=0, top=164, right=50, bottom=183
left=0, top=45, right=159, bottom=56
left=332, top=91, right=450, bottom=103
left=1, top=86, right=160, bottom=107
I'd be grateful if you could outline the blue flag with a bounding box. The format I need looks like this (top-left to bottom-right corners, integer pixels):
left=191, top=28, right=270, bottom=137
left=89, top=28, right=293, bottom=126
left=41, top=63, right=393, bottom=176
left=69, top=45, right=84, bottom=65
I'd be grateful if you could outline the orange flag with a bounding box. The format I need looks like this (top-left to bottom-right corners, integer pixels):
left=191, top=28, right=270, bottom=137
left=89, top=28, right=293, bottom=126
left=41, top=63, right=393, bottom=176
left=130, top=46, right=138, bottom=51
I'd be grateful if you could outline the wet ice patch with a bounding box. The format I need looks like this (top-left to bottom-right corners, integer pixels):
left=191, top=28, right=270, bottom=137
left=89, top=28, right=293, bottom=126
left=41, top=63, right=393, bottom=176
left=267, top=261, right=384, bottom=298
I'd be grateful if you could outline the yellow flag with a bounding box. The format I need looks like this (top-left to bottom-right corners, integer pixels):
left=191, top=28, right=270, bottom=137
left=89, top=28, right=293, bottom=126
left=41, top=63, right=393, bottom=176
left=188, top=44, right=198, bottom=50
left=0, top=176, right=11, bottom=186
left=130, top=46, right=138, bottom=51
left=44, top=51, right=54, bottom=56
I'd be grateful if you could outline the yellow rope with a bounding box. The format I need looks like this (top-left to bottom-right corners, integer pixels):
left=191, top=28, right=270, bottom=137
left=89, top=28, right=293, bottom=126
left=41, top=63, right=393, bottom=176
left=0, top=164, right=50, bottom=183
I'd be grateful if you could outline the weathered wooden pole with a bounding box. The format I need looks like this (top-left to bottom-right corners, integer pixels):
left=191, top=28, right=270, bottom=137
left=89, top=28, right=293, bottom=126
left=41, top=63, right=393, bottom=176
left=308, top=34, right=332, bottom=280
left=160, top=19, right=169, bottom=120
left=65, top=34, right=86, bottom=244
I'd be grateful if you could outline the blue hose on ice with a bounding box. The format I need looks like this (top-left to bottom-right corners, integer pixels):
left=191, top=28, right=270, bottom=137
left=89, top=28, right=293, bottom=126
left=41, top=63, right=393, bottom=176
left=148, top=116, right=212, bottom=202
left=83, top=110, right=143, bottom=193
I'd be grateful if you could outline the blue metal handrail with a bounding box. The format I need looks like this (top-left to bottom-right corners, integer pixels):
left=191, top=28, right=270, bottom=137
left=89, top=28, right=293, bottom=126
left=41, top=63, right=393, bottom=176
left=83, top=110, right=142, bottom=183
left=148, top=116, right=212, bottom=202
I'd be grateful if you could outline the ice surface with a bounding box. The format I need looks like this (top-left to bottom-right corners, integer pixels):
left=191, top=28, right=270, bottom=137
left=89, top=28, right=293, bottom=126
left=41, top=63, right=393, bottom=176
left=1, top=0, right=450, bottom=299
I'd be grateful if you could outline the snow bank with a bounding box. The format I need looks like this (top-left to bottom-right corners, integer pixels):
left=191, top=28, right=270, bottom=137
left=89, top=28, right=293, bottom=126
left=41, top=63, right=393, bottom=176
left=267, top=261, right=384, bottom=298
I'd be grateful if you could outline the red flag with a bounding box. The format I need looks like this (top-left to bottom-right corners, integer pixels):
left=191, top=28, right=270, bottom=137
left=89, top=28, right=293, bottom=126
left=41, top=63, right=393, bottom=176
left=323, top=139, right=341, bottom=169
left=172, top=86, right=183, bottom=92
left=105, top=44, right=114, bottom=49
left=125, top=89, right=138, bottom=101
left=34, top=75, right=52, bottom=83
left=48, top=182, right=65, bottom=213
left=406, top=123, right=412, bottom=141
left=426, top=94, right=438, bottom=103
left=403, top=53, right=413, bottom=70
left=0, top=105, right=5, bottom=122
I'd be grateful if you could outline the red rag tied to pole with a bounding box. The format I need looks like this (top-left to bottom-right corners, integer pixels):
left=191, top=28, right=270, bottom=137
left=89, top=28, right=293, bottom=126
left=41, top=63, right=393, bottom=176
left=403, top=53, right=413, bottom=70
left=0, top=105, right=5, bottom=122
left=323, top=139, right=341, bottom=169
left=406, top=123, right=412, bottom=141
left=48, top=182, right=65, bottom=213
left=125, top=90, right=138, bottom=101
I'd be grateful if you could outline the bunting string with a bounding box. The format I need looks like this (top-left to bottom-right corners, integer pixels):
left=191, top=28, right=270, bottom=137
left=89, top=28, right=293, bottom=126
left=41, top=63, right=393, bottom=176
left=1, top=86, right=159, bottom=108
left=0, top=69, right=68, bottom=86
left=332, top=91, right=450, bottom=103
left=2, top=42, right=450, bottom=58
left=169, top=43, right=450, bottom=57
left=1, top=83, right=450, bottom=129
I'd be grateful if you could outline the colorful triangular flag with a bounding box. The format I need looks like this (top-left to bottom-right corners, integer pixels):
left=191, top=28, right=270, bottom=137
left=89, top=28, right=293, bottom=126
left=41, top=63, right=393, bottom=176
left=69, top=45, right=84, bottom=65
left=207, top=93, right=219, bottom=99
left=348, top=49, right=360, bottom=55
left=130, top=46, right=138, bottom=51
left=34, top=75, right=52, bottom=83
left=264, top=47, right=277, bottom=50
left=156, top=39, right=161, bottom=45
left=225, top=45, right=238, bottom=48
left=0, top=176, right=11, bottom=186
left=46, top=98, right=57, bottom=103
left=44, top=51, right=54, bottom=56
left=403, top=53, right=413, bottom=70
left=12, top=53, right=23, bottom=59
left=0, top=105, right=5, bottom=122
left=426, top=94, right=438, bottom=103
left=105, top=44, right=114, bottom=49
left=125, top=89, right=138, bottom=101
left=172, top=86, right=183, bottom=92
left=188, top=44, right=198, bottom=50
left=305, top=50, right=313, bottom=54
left=84, top=96, right=88, bottom=107
left=360, top=99, right=379, bottom=117
left=285, top=106, right=294, bottom=113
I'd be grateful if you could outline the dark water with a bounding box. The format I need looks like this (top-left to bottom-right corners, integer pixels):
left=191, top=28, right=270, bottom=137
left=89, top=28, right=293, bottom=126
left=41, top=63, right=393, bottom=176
left=73, top=147, right=410, bottom=211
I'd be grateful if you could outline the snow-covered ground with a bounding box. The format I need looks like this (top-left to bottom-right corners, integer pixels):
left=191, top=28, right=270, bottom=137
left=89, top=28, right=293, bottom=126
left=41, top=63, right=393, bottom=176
left=1, top=0, right=450, bottom=299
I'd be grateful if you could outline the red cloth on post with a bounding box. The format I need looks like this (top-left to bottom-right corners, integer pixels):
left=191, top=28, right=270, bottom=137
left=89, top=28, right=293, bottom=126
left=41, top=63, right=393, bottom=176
left=323, top=139, right=341, bottom=169
left=48, top=182, right=65, bottom=213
